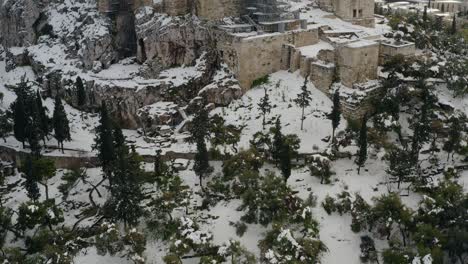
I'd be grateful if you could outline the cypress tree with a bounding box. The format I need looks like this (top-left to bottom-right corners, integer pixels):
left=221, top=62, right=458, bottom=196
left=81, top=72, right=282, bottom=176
left=451, top=15, right=457, bottom=35
left=190, top=103, right=211, bottom=190
left=424, top=6, right=428, bottom=21
left=12, top=96, right=27, bottom=148
left=329, top=90, right=341, bottom=144
left=258, top=86, right=272, bottom=130
left=356, top=115, right=368, bottom=175
left=23, top=155, right=40, bottom=201
left=35, top=90, right=50, bottom=143
left=52, top=95, right=71, bottom=153
left=194, top=138, right=210, bottom=190
left=294, top=76, right=312, bottom=130
left=26, top=104, right=43, bottom=157
left=94, top=102, right=115, bottom=179
left=279, top=141, right=292, bottom=183
left=105, top=132, right=144, bottom=227
left=271, top=117, right=284, bottom=166
left=76, top=76, right=86, bottom=107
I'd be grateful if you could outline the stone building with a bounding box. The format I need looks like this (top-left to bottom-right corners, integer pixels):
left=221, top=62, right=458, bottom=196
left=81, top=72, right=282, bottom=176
left=317, top=0, right=375, bottom=27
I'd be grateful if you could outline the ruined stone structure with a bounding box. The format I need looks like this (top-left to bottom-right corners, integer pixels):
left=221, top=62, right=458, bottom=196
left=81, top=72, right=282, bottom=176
left=317, top=0, right=375, bottom=28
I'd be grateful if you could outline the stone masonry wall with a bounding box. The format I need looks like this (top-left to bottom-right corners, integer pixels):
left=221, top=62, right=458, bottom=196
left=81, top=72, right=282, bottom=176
left=337, top=40, right=379, bottom=88
left=222, top=29, right=319, bottom=90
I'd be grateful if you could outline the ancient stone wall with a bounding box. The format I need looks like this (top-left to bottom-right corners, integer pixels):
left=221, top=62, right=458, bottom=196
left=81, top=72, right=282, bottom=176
left=379, top=41, right=415, bottom=64
left=220, top=29, right=320, bottom=90
left=196, top=0, right=243, bottom=20
left=337, top=40, right=379, bottom=88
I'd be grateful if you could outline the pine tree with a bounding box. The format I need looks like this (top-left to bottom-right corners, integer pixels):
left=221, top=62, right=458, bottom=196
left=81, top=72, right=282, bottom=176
left=279, top=141, right=292, bottom=183
left=271, top=117, right=284, bottom=166
left=329, top=90, right=341, bottom=144
left=23, top=155, right=40, bottom=201
left=35, top=90, right=50, bottom=144
left=386, top=147, right=413, bottom=189
left=356, top=115, right=368, bottom=175
left=52, top=95, right=71, bottom=153
left=443, top=117, right=462, bottom=161
left=94, top=102, right=115, bottom=179
left=451, top=15, right=457, bottom=35
left=294, top=76, right=312, bottom=130
left=258, top=87, right=272, bottom=130
left=76, top=76, right=86, bottom=107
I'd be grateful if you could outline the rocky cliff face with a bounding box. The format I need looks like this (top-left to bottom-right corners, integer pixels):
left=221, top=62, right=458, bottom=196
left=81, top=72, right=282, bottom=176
left=1, top=0, right=242, bottom=134
left=0, top=0, right=44, bottom=47
left=135, top=9, right=214, bottom=68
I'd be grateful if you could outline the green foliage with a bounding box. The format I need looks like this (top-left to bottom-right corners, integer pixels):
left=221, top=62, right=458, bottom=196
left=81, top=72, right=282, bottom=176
left=382, top=247, right=415, bottom=264
left=251, top=75, right=269, bottom=88
left=240, top=173, right=303, bottom=226
left=328, top=90, right=341, bottom=142
left=16, top=200, right=64, bottom=232
left=52, top=95, right=71, bottom=152
left=258, top=86, right=272, bottom=129
left=259, top=225, right=326, bottom=264
left=309, top=155, right=333, bottom=184
left=294, top=77, right=312, bottom=130
left=356, top=115, right=368, bottom=174
left=385, top=147, right=414, bottom=189
left=209, top=114, right=242, bottom=154
left=94, top=101, right=115, bottom=176
left=58, top=168, right=84, bottom=198
left=222, top=149, right=263, bottom=181
left=76, top=76, right=86, bottom=107
left=96, top=223, right=146, bottom=263
left=321, top=191, right=352, bottom=215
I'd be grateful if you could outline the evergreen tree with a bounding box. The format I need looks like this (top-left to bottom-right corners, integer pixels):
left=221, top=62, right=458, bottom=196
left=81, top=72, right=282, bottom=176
left=105, top=129, right=144, bottom=227
left=12, top=93, right=27, bottom=148
left=386, top=147, right=414, bottom=189
left=22, top=155, right=40, bottom=201
left=258, top=87, right=272, bottom=130
left=293, top=76, right=312, bottom=130
left=0, top=111, right=12, bottom=142
left=76, top=76, right=86, bottom=107
left=189, top=103, right=211, bottom=190
left=194, top=137, right=210, bottom=190
left=279, top=141, right=292, bottom=183
left=154, top=149, right=167, bottom=177
left=35, top=90, right=50, bottom=143
left=26, top=105, right=43, bottom=157
left=33, top=158, right=56, bottom=200
left=451, top=15, right=457, bottom=35
left=356, top=115, right=368, bottom=175
left=271, top=117, right=284, bottom=166
left=329, top=90, right=341, bottom=144
left=423, top=6, right=428, bottom=23
left=443, top=116, right=462, bottom=161
left=94, top=102, right=115, bottom=179
left=52, top=95, right=71, bottom=153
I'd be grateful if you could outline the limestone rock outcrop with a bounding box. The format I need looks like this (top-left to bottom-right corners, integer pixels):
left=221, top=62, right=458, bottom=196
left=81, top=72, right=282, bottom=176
left=0, top=0, right=43, bottom=47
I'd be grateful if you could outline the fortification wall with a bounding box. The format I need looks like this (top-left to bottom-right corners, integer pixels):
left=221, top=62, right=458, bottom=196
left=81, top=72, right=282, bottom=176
left=222, top=29, right=320, bottom=90
left=196, top=0, right=243, bottom=20
left=337, top=40, right=379, bottom=88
